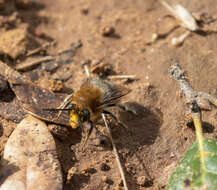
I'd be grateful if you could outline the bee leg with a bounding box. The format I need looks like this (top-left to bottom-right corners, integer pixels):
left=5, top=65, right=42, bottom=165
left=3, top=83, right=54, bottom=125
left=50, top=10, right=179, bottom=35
left=56, top=93, right=74, bottom=119
left=81, top=122, right=94, bottom=151
left=102, top=110, right=128, bottom=129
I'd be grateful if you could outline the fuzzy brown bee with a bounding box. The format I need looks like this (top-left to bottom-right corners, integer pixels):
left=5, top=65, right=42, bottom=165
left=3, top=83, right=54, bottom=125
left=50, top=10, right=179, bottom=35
left=54, top=77, right=130, bottom=146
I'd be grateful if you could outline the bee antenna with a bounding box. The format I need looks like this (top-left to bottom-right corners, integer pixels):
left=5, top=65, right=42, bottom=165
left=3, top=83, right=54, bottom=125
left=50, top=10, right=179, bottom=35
left=43, top=108, right=72, bottom=111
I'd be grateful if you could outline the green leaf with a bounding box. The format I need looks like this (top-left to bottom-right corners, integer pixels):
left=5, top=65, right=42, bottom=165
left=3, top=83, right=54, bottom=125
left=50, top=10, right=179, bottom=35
left=166, top=138, right=217, bottom=190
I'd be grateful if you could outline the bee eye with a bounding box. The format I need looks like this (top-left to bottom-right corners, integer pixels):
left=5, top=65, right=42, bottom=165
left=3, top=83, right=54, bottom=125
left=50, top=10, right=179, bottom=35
left=82, top=109, right=90, bottom=121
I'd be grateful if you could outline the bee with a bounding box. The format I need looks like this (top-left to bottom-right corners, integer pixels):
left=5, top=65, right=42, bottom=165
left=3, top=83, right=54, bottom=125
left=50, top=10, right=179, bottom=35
left=49, top=77, right=130, bottom=147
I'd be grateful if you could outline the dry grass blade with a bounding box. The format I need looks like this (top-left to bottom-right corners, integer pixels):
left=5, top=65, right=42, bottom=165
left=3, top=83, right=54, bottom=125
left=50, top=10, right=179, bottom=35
left=102, top=113, right=129, bottom=190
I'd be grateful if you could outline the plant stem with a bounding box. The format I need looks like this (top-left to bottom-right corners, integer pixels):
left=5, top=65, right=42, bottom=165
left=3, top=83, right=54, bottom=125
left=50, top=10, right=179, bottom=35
left=191, top=102, right=206, bottom=172
left=192, top=113, right=206, bottom=171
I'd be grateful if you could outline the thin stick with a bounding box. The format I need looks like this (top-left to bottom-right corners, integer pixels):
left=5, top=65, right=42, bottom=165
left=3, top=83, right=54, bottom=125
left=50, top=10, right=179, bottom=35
left=16, top=56, right=55, bottom=71
left=108, top=75, right=136, bottom=80
left=26, top=41, right=56, bottom=57
left=102, top=113, right=129, bottom=190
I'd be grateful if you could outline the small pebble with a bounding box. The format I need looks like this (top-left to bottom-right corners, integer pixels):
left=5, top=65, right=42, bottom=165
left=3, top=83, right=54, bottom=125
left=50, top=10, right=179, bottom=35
left=66, top=167, right=77, bottom=183
left=101, top=176, right=113, bottom=185
left=102, top=176, right=109, bottom=183
left=91, top=62, right=113, bottom=77
left=81, top=165, right=96, bottom=176
left=101, top=26, right=115, bottom=37
left=118, top=179, right=123, bottom=187
left=94, top=133, right=111, bottom=148
left=137, top=176, right=147, bottom=186
left=81, top=7, right=89, bottom=15
left=49, top=79, right=64, bottom=92
left=170, top=152, right=175, bottom=158
left=44, top=62, right=59, bottom=72
left=100, top=163, right=110, bottom=171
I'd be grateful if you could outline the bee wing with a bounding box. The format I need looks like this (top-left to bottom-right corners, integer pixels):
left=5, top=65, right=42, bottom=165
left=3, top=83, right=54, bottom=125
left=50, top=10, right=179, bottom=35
left=101, top=85, right=131, bottom=108
left=82, top=77, right=131, bottom=108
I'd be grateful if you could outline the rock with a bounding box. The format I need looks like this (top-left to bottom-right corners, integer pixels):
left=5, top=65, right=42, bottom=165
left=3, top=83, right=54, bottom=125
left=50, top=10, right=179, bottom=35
left=0, top=75, right=8, bottom=92
left=43, top=61, right=59, bottom=72
left=91, top=62, right=114, bottom=77
left=101, top=176, right=113, bottom=185
left=66, top=167, right=77, bottom=183
left=0, top=28, right=28, bottom=59
left=102, top=175, right=109, bottom=182
left=118, top=179, right=123, bottom=187
left=49, top=79, right=64, bottom=92
left=80, top=7, right=89, bottom=15
left=0, top=115, right=63, bottom=190
left=137, top=176, right=147, bottom=186
left=101, top=26, right=115, bottom=37
left=100, top=163, right=111, bottom=171
left=81, top=165, right=97, bottom=176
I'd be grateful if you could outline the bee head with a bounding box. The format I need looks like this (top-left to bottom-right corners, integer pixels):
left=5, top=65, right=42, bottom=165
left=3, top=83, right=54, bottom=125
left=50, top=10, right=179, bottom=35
left=70, top=104, right=91, bottom=129
left=81, top=109, right=91, bottom=122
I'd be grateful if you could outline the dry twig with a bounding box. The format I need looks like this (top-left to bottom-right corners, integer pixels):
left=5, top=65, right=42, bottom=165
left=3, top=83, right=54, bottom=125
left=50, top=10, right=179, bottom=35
left=16, top=56, right=55, bottom=71
left=169, top=64, right=217, bottom=110
left=102, top=113, right=129, bottom=190
left=26, top=41, right=56, bottom=57
left=108, top=75, right=136, bottom=80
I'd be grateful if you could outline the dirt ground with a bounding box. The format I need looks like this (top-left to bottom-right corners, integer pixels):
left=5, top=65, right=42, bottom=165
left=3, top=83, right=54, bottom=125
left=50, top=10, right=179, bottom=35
left=0, top=0, right=217, bottom=189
